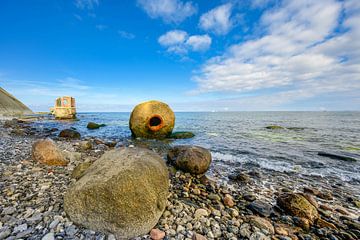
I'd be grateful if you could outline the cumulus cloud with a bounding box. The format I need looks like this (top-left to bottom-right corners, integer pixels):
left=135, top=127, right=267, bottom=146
left=137, top=0, right=196, bottom=24
left=199, top=3, right=233, bottom=35
left=75, top=0, right=99, bottom=10
left=186, top=35, right=212, bottom=51
left=158, top=30, right=188, bottom=46
left=158, top=30, right=211, bottom=54
left=192, top=0, right=360, bottom=108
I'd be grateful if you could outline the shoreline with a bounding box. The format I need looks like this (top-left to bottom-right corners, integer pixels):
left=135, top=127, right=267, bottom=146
left=0, top=119, right=359, bottom=240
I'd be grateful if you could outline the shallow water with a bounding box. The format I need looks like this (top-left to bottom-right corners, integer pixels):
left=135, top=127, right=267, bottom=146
left=33, top=111, right=360, bottom=184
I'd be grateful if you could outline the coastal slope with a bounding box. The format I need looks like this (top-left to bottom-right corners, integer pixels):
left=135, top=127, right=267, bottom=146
left=0, top=87, right=33, bottom=116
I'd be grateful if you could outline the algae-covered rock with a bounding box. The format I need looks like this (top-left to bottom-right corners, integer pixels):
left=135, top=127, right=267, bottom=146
left=167, top=145, right=211, bottom=175
left=169, top=131, right=195, bottom=139
left=32, top=139, right=68, bottom=166
left=59, top=129, right=81, bottom=139
left=87, top=122, right=106, bottom=130
left=277, top=193, right=319, bottom=224
left=129, top=101, right=175, bottom=139
left=64, top=147, right=169, bottom=239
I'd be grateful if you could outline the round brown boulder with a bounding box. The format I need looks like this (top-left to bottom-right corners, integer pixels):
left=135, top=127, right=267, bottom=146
left=129, top=101, right=175, bottom=139
left=64, top=147, right=169, bottom=239
left=167, top=145, right=212, bottom=175
left=32, top=139, right=68, bottom=166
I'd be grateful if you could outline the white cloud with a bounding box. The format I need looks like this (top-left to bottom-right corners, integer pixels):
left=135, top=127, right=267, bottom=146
left=137, top=0, right=196, bottom=24
left=192, top=0, right=360, bottom=107
left=158, top=30, right=188, bottom=46
left=158, top=30, right=211, bottom=54
left=199, top=3, right=233, bottom=35
left=75, top=0, right=99, bottom=10
left=186, top=35, right=212, bottom=51
left=118, top=30, right=135, bottom=39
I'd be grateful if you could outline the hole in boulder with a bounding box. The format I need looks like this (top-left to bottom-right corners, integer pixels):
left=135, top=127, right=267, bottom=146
left=149, top=116, right=162, bottom=127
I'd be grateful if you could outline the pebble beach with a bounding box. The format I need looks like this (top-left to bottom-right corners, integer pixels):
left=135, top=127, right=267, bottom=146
left=0, top=118, right=360, bottom=240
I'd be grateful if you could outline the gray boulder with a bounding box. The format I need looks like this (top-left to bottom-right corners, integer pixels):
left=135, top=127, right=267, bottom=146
left=64, top=147, right=169, bottom=239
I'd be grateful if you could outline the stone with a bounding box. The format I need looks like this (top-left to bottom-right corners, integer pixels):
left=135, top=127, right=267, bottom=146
left=194, top=209, right=209, bottom=218
left=41, top=232, right=55, bottom=240
left=150, top=228, right=165, bottom=240
left=277, top=193, right=319, bottom=224
left=0, top=228, right=11, bottom=240
left=223, top=194, right=235, bottom=207
left=71, top=162, right=92, bottom=180
left=301, top=193, right=319, bottom=209
left=208, top=193, right=221, bottom=202
left=59, top=129, right=81, bottom=139
left=32, top=139, right=68, bottom=166
left=169, top=132, right=195, bottom=139
left=192, top=233, right=207, bottom=240
left=247, top=200, right=273, bottom=217
left=2, top=206, right=16, bottom=215
left=265, top=125, right=284, bottom=130
left=80, top=141, right=92, bottom=151
left=167, top=145, right=212, bottom=175
left=229, top=172, right=251, bottom=183
left=248, top=216, right=275, bottom=235
left=129, top=100, right=175, bottom=139
left=64, top=147, right=169, bottom=239
left=316, top=218, right=337, bottom=229
left=87, top=122, right=106, bottom=129
left=275, top=226, right=288, bottom=235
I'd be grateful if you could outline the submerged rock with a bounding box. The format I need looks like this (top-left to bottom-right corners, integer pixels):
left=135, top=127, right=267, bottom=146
left=129, top=100, right=175, bottom=139
left=32, top=139, right=68, bottom=166
left=64, top=147, right=169, bottom=239
left=59, top=129, right=81, bottom=139
left=265, top=125, right=284, bottom=130
left=169, top=131, right=195, bottom=139
left=277, top=193, right=319, bottom=224
left=86, top=122, right=106, bottom=130
left=167, top=145, right=212, bottom=175
left=318, top=151, right=358, bottom=162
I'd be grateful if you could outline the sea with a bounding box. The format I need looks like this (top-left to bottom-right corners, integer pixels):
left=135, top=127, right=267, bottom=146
left=32, top=111, right=360, bottom=185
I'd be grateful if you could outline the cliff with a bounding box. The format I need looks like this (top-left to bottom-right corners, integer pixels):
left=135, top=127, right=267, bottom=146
left=0, top=87, right=33, bottom=116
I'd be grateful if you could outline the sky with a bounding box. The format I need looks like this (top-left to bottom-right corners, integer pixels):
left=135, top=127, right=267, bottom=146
left=0, top=0, right=360, bottom=112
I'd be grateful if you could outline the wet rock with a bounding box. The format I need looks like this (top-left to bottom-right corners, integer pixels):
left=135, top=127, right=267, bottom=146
left=0, top=228, right=11, bottom=240
left=150, top=228, right=165, bottom=240
left=32, top=139, right=68, bottom=166
left=167, top=145, right=212, bottom=175
left=71, top=162, right=93, bottom=180
left=169, top=132, right=195, bottom=139
left=277, top=193, right=319, bottom=224
left=64, top=147, right=169, bottom=239
left=265, top=125, right=284, bottom=130
left=248, top=216, right=274, bottom=235
left=301, top=193, right=319, bottom=209
left=318, top=151, right=358, bottom=162
left=59, top=129, right=81, bottom=139
left=293, top=217, right=310, bottom=231
left=87, top=122, right=106, bottom=129
left=229, top=172, right=251, bottom=183
left=247, top=200, right=273, bottom=217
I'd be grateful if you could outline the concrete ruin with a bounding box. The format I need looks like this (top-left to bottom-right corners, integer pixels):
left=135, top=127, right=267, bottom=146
left=50, top=96, right=76, bottom=119
left=0, top=87, right=33, bottom=116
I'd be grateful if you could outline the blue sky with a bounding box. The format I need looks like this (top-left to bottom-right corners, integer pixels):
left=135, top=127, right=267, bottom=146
left=0, top=0, right=359, bottom=112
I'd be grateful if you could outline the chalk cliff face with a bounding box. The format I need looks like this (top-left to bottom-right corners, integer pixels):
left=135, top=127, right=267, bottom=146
left=0, top=87, right=33, bottom=116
